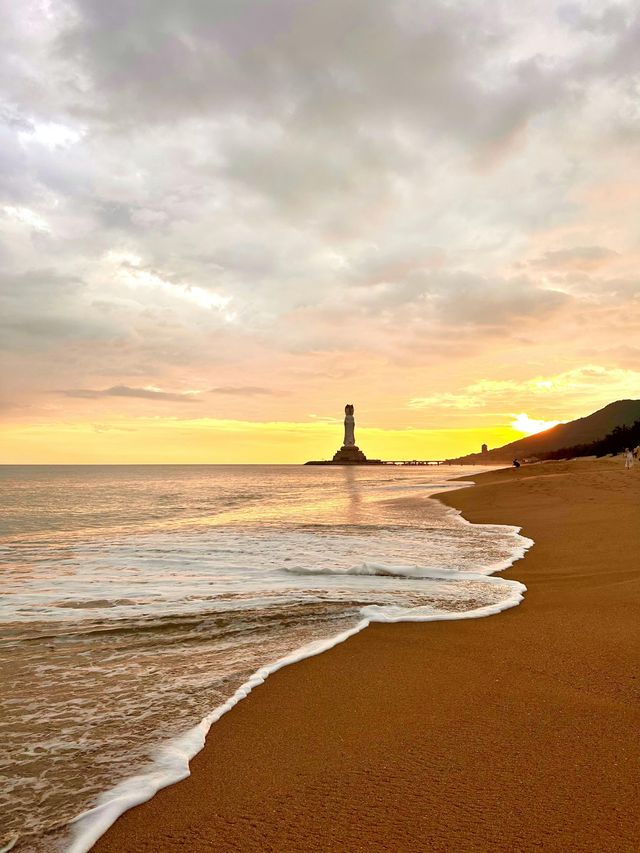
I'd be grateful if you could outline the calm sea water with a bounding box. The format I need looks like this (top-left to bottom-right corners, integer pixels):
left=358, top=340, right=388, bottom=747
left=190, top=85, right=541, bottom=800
left=0, top=465, right=529, bottom=852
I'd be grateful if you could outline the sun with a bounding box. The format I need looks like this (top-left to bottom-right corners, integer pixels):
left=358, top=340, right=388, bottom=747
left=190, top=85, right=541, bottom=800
left=511, top=413, right=561, bottom=436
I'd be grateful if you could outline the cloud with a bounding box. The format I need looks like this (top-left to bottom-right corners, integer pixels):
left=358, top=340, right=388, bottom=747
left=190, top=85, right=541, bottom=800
left=2, top=204, right=51, bottom=232
left=407, top=391, right=486, bottom=411
left=409, top=365, right=640, bottom=416
left=210, top=386, right=283, bottom=396
left=558, top=3, right=630, bottom=35
left=2, top=0, right=640, bottom=441
left=326, top=267, right=570, bottom=328
left=0, top=269, right=115, bottom=349
left=54, top=0, right=564, bottom=148
left=528, top=246, right=619, bottom=270
left=60, top=385, right=201, bottom=402
left=432, top=273, right=570, bottom=327
left=92, top=423, right=138, bottom=432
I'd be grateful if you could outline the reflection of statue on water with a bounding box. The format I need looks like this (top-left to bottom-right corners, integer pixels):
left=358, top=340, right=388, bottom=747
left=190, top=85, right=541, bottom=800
left=342, top=465, right=362, bottom=524
left=343, top=403, right=356, bottom=447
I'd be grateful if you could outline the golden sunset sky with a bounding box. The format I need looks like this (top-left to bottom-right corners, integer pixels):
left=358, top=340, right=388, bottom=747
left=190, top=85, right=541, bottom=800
left=1, top=1, right=639, bottom=463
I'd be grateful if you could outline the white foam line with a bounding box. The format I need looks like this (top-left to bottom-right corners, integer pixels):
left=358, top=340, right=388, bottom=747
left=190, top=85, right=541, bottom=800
left=429, top=482, right=535, bottom=575
left=66, top=583, right=526, bottom=853
left=66, top=477, right=532, bottom=853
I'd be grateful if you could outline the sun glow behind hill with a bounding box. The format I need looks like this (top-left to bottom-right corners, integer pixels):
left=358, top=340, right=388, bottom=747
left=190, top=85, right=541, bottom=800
left=510, top=413, right=562, bottom=436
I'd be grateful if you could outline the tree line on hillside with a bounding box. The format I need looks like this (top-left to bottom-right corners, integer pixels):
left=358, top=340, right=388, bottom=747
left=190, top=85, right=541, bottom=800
left=535, top=419, right=640, bottom=461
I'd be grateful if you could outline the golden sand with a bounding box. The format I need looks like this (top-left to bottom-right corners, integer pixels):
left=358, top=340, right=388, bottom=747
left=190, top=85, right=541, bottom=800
left=91, top=458, right=639, bottom=852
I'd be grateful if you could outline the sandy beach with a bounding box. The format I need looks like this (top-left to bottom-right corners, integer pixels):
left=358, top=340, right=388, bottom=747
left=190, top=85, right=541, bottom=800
left=90, top=458, right=639, bottom=853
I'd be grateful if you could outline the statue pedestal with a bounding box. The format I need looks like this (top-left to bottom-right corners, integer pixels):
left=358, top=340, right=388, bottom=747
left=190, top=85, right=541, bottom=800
left=305, top=404, right=384, bottom=465
left=332, top=445, right=368, bottom=464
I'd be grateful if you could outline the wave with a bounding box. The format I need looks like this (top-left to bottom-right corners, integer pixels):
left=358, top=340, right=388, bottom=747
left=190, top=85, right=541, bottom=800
left=66, top=571, right=527, bottom=853
left=284, top=526, right=533, bottom=581
left=62, top=485, right=533, bottom=853
left=283, top=561, right=523, bottom=581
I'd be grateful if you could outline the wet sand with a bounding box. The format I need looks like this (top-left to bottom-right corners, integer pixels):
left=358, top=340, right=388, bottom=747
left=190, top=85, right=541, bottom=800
left=91, top=458, right=639, bottom=852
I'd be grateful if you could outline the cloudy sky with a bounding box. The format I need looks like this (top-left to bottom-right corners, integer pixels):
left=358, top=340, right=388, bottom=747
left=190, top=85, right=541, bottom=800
left=1, top=0, right=639, bottom=462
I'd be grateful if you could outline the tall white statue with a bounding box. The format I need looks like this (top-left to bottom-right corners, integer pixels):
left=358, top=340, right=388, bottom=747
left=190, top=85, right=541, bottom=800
left=343, top=403, right=356, bottom=447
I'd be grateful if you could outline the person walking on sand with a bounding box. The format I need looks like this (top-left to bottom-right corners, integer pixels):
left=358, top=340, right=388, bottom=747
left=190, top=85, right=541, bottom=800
left=624, top=448, right=634, bottom=469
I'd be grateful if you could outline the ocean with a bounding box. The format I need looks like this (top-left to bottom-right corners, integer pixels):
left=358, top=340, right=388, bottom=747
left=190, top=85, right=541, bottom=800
left=0, top=464, right=530, bottom=852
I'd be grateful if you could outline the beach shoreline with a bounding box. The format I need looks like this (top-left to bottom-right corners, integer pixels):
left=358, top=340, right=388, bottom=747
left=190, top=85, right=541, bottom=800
left=88, top=458, right=639, bottom=852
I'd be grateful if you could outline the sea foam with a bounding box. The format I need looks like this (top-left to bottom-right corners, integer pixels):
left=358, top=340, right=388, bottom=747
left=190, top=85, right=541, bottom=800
left=1, top=464, right=532, bottom=852
left=67, top=569, right=527, bottom=853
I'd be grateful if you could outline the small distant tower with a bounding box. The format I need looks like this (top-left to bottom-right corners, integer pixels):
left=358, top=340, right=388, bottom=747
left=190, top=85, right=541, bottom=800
left=481, top=443, right=488, bottom=455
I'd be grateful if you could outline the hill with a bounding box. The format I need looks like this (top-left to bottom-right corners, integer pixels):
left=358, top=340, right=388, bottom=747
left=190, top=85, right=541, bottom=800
left=450, top=399, right=640, bottom=463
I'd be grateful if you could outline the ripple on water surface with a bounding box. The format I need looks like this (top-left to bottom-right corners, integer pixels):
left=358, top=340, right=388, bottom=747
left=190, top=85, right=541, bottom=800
left=0, top=464, right=530, bottom=851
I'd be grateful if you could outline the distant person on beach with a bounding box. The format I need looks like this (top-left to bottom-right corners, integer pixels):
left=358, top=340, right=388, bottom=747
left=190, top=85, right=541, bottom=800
left=624, top=448, right=634, bottom=469
left=513, top=459, right=521, bottom=469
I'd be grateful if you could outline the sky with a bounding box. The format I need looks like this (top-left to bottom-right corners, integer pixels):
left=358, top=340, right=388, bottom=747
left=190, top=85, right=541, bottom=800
left=1, top=0, right=639, bottom=463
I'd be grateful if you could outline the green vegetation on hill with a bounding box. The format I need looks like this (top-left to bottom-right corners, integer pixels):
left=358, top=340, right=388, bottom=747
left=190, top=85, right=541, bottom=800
left=537, top=419, right=640, bottom=461
left=449, top=400, right=640, bottom=464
